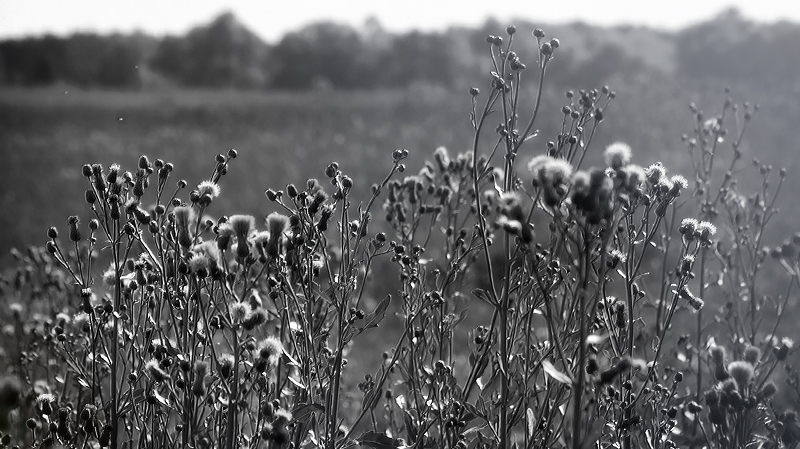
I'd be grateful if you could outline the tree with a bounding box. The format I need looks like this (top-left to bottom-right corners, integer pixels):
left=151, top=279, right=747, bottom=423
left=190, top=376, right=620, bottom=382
left=150, top=12, right=269, bottom=88
left=269, top=22, right=368, bottom=90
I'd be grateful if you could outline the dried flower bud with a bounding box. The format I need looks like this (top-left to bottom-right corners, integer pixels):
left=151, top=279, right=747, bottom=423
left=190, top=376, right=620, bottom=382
left=756, top=381, right=777, bottom=401
left=218, top=354, right=234, bottom=379
left=145, top=359, right=169, bottom=383
left=744, top=345, right=761, bottom=364
left=326, top=162, right=339, bottom=177
left=710, top=346, right=726, bottom=366
left=67, top=216, right=81, bottom=242
left=256, top=337, right=283, bottom=372
left=687, top=401, right=703, bottom=414
left=604, top=142, right=632, bottom=169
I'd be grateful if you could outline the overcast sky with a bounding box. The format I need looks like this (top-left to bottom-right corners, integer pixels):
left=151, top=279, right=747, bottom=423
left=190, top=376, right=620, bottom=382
left=2, top=0, right=799, bottom=42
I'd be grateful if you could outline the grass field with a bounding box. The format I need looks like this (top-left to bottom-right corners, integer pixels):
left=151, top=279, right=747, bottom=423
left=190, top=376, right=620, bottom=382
left=1, top=82, right=798, bottom=270
left=0, top=87, right=467, bottom=265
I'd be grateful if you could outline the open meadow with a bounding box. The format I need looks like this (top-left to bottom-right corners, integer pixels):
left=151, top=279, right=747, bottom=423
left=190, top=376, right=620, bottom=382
left=3, top=80, right=798, bottom=269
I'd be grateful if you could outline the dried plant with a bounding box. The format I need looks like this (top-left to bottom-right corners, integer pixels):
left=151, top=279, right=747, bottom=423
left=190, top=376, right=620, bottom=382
left=0, top=25, right=797, bottom=449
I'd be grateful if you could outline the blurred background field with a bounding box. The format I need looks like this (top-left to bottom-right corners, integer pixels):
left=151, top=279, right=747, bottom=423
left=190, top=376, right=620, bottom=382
left=1, top=8, right=800, bottom=270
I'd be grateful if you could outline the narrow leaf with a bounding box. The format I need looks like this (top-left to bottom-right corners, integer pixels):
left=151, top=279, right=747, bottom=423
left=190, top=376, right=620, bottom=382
left=356, top=431, right=403, bottom=448
left=291, top=403, right=323, bottom=425
left=526, top=408, right=536, bottom=439
left=403, top=410, right=418, bottom=443
left=542, top=360, right=572, bottom=384
left=361, top=295, right=391, bottom=331
left=471, top=288, right=495, bottom=306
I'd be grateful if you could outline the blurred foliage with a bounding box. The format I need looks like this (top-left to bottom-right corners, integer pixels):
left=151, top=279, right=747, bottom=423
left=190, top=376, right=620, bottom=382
left=150, top=13, right=268, bottom=88
left=3, top=8, right=798, bottom=91
left=676, top=9, right=800, bottom=87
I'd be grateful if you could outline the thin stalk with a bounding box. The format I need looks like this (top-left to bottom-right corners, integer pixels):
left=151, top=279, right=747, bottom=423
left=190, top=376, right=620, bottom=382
left=225, top=331, right=240, bottom=449
left=572, top=230, right=591, bottom=449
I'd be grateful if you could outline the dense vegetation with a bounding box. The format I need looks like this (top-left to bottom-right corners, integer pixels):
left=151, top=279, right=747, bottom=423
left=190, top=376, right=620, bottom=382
left=1, top=21, right=800, bottom=449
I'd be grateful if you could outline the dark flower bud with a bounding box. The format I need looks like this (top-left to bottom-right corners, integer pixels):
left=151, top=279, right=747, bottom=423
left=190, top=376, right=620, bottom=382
left=83, top=189, right=97, bottom=205
left=773, top=344, right=789, bottom=361
left=594, top=109, right=603, bottom=122
left=586, top=356, right=598, bottom=375
left=756, top=381, right=777, bottom=401
left=619, top=415, right=640, bottom=430
left=67, top=216, right=81, bottom=242
left=326, top=162, right=339, bottom=177
left=341, top=176, right=353, bottom=189
left=781, top=242, right=796, bottom=259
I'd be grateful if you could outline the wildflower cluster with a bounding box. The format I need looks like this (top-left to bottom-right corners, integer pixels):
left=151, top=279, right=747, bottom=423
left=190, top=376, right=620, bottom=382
left=0, top=26, right=795, bottom=449
left=700, top=342, right=793, bottom=446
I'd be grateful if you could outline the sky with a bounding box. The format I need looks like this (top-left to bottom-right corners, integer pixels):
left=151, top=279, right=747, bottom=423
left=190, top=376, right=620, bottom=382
left=1, top=0, right=799, bottom=42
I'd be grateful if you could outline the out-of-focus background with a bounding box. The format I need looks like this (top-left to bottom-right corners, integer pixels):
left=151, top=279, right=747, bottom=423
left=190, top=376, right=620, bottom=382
left=1, top=1, right=799, bottom=267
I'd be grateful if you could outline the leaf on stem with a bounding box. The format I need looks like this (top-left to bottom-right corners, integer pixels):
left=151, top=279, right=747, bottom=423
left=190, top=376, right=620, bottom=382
left=403, top=410, right=418, bottom=443
left=471, top=288, right=496, bottom=306
left=291, top=403, right=323, bottom=425
left=526, top=408, right=536, bottom=439
left=360, top=295, right=391, bottom=331
left=356, top=431, right=404, bottom=448
left=361, top=386, right=383, bottom=412
left=542, top=360, right=572, bottom=384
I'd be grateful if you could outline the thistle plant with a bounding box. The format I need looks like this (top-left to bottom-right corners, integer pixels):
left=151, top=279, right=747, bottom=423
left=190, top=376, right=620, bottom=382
left=0, top=25, right=797, bottom=449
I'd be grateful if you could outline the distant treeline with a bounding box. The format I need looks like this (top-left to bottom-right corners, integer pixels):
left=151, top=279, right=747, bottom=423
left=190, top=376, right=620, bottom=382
left=1, top=9, right=797, bottom=90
